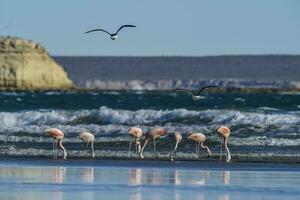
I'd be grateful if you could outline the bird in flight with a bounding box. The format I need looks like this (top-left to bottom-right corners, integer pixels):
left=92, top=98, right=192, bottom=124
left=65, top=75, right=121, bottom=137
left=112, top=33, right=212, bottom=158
left=173, top=86, right=218, bottom=101
left=85, top=24, right=136, bottom=40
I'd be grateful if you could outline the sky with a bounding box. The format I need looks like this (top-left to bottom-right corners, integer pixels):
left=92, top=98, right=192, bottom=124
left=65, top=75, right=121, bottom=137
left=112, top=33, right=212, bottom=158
left=0, top=0, right=300, bottom=56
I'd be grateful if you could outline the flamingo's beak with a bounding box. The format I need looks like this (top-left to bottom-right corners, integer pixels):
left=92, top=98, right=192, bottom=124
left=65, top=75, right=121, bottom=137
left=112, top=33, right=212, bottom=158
left=44, top=129, right=51, bottom=133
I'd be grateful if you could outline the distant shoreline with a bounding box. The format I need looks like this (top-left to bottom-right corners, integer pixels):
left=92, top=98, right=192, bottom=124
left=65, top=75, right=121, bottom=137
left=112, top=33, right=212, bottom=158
left=1, top=87, right=300, bottom=93
left=52, top=55, right=300, bottom=90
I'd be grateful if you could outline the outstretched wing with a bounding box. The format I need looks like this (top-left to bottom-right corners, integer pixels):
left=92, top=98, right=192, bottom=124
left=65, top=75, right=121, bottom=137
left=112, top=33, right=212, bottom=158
left=196, top=86, right=218, bottom=95
left=116, top=24, right=136, bottom=34
left=173, top=89, right=195, bottom=96
left=85, top=28, right=112, bottom=36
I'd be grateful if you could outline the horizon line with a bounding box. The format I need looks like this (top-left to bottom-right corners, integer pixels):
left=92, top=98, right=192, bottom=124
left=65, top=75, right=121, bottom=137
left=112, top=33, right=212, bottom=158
left=52, top=54, right=300, bottom=57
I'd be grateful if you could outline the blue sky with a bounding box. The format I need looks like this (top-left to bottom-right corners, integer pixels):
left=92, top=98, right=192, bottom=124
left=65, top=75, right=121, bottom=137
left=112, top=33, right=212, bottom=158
left=1, top=0, right=300, bottom=56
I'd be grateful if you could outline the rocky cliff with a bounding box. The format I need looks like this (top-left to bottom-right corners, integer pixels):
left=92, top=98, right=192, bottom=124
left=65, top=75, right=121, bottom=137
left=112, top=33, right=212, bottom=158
left=0, top=36, right=73, bottom=90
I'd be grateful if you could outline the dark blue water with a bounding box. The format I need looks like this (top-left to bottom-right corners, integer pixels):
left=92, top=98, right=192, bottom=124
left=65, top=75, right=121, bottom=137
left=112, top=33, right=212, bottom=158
left=1, top=91, right=300, bottom=160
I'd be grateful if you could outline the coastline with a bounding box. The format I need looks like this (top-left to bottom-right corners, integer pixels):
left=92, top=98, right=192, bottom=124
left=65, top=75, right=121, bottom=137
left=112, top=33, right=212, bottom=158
left=2, top=156, right=300, bottom=167
left=1, top=87, right=300, bottom=93
left=1, top=158, right=300, bottom=171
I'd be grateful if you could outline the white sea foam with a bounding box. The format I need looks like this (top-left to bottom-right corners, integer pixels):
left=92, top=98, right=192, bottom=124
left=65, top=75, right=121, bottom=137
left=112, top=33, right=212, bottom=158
left=258, top=107, right=281, bottom=111
left=234, top=98, right=246, bottom=102
left=0, top=107, right=299, bottom=130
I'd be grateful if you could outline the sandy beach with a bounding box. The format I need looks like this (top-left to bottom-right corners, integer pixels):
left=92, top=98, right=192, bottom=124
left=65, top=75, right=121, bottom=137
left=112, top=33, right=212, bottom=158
left=0, top=159, right=299, bottom=200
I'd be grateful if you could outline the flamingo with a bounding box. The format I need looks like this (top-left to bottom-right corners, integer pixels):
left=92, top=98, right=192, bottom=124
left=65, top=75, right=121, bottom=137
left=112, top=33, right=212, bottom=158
left=128, top=127, right=143, bottom=157
left=79, top=132, right=95, bottom=158
left=169, top=132, right=182, bottom=162
left=85, top=24, right=136, bottom=40
left=187, top=133, right=211, bottom=158
left=173, top=86, right=218, bottom=101
left=217, top=126, right=231, bottom=162
left=139, top=128, right=167, bottom=159
left=45, top=128, right=67, bottom=159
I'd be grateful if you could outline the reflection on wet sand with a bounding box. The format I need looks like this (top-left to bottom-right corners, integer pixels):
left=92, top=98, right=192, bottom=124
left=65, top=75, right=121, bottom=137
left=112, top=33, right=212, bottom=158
left=145, top=169, right=163, bottom=185
left=129, top=169, right=142, bottom=200
left=80, top=167, right=95, bottom=200
left=81, top=167, right=94, bottom=183
left=8, top=163, right=300, bottom=200
left=52, top=167, right=66, bottom=183
left=223, top=171, right=230, bottom=185
left=127, top=168, right=231, bottom=200
left=127, top=168, right=231, bottom=187
left=218, top=171, right=231, bottom=200
left=129, top=168, right=142, bottom=185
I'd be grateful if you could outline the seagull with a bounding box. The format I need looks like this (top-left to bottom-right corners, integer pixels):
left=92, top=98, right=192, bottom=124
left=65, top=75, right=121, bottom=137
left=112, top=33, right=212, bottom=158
left=173, top=86, right=218, bottom=101
left=85, top=24, right=136, bottom=40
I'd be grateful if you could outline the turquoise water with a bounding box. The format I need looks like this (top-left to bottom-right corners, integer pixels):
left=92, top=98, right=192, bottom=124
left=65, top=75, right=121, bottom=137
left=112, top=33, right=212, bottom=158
left=1, top=91, right=300, bottom=160
left=0, top=160, right=300, bottom=200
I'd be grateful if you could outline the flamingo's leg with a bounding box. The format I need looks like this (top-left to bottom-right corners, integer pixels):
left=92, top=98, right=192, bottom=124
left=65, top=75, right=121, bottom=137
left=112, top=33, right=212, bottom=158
left=135, top=143, right=138, bottom=156
left=136, top=139, right=141, bottom=156
left=86, top=142, right=89, bottom=157
left=198, top=142, right=201, bottom=158
left=196, top=142, right=198, bottom=157
left=220, top=138, right=223, bottom=162
left=135, top=138, right=141, bottom=157
left=153, top=138, right=156, bottom=158
left=52, top=139, right=56, bottom=159
left=128, top=138, right=132, bottom=157
left=55, top=139, right=58, bottom=159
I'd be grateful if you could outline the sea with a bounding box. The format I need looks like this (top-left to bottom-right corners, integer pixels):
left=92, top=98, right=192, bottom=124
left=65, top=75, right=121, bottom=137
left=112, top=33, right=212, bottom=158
left=1, top=56, right=300, bottom=200
left=1, top=90, right=300, bottom=161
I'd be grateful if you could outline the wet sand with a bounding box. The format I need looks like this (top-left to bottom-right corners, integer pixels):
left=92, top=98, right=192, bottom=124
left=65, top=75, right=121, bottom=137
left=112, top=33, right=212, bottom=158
left=0, top=159, right=300, bottom=200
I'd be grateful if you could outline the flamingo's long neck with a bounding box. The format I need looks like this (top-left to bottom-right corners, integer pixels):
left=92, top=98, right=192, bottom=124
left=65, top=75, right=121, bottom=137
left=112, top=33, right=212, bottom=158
left=91, top=141, right=95, bottom=158
left=140, top=138, right=149, bottom=159
left=172, top=140, right=179, bottom=155
left=200, top=142, right=211, bottom=157
left=136, top=138, right=141, bottom=154
left=224, top=137, right=231, bottom=162
left=171, top=140, right=180, bottom=159
left=59, top=139, right=67, bottom=159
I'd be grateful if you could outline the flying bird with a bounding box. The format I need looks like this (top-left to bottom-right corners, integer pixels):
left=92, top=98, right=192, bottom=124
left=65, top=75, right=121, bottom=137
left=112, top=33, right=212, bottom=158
left=45, top=128, right=67, bottom=159
left=85, top=24, right=136, bottom=40
left=173, top=86, right=218, bottom=101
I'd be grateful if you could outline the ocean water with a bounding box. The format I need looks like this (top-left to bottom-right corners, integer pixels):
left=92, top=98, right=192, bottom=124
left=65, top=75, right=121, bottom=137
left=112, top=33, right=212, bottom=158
left=0, top=91, right=300, bottom=161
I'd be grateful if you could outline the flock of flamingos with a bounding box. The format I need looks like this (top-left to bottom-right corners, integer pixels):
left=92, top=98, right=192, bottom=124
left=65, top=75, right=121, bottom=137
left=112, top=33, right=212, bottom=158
left=45, top=86, right=231, bottom=162
left=45, top=125, right=231, bottom=163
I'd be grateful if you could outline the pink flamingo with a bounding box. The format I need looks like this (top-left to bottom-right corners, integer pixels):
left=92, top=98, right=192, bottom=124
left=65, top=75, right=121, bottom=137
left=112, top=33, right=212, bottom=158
left=79, top=132, right=95, bottom=158
left=169, top=132, right=182, bottom=162
left=217, top=126, right=231, bottom=162
left=45, top=128, right=67, bottom=159
left=139, top=127, right=167, bottom=159
left=187, top=133, right=211, bottom=158
left=128, top=127, right=143, bottom=157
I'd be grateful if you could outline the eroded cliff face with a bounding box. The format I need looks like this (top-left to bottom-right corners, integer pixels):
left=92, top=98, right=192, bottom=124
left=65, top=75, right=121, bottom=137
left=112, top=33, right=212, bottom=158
left=0, top=36, right=73, bottom=90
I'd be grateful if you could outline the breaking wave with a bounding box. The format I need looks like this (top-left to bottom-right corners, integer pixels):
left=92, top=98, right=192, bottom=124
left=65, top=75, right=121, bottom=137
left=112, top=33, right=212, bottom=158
left=1, top=106, right=300, bottom=127
left=1, top=106, right=300, bottom=159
